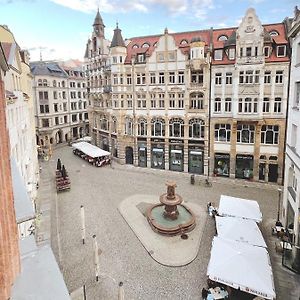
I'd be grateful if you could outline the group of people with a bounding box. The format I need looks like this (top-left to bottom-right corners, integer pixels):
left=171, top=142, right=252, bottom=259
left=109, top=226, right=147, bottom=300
left=207, top=202, right=218, bottom=217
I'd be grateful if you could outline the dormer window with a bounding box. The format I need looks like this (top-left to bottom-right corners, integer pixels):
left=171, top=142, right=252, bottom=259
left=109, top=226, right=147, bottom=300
left=180, top=39, right=188, bottom=45
left=277, top=45, right=286, bottom=57
left=269, top=30, right=279, bottom=36
left=214, top=49, right=223, bottom=60
left=137, top=54, right=145, bottom=63
left=228, top=48, right=235, bottom=60
left=132, top=44, right=139, bottom=49
left=218, top=35, right=228, bottom=41
left=142, top=43, right=150, bottom=48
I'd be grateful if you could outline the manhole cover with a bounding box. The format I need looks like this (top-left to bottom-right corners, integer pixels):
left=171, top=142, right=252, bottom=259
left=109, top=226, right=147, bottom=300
left=181, top=233, right=188, bottom=240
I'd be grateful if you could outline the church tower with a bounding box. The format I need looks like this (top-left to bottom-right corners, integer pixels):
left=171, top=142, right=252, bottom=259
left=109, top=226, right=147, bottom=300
left=93, top=8, right=105, bottom=38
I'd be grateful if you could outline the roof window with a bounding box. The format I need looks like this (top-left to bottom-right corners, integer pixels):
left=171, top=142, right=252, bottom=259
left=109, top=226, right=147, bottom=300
left=269, top=30, right=279, bottom=36
left=218, top=35, right=228, bottom=41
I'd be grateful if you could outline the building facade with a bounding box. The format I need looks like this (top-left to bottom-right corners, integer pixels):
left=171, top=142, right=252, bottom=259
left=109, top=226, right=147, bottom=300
left=85, top=9, right=289, bottom=182
left=283, top=7, right=300, bottom=246
left=31, top=60, right=89, bottom=149
left=0, top=25, right=39, bottom=206
left=0, top=39, right=20, bottom=300
left=210, top=8, right=289, bottom=184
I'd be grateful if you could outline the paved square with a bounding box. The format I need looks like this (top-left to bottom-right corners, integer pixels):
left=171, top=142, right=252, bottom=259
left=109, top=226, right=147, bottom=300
left=40, top=146, right=300, bottom=300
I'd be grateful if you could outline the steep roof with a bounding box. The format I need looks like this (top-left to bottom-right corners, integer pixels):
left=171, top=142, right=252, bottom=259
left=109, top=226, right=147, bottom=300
left=30, top=61, right=68, bottom=77
left=110, top=24, right=125, bottom=48
left=93, top=9, right=104, bottom=27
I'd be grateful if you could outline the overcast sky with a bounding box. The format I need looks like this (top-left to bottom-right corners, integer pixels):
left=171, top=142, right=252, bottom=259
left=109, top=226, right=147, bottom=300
left=0, top=0, right=297, bottom=62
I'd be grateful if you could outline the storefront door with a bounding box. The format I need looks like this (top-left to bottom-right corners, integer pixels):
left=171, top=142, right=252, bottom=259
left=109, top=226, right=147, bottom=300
left=214, top=153, right=230, bottom=177
left=269, top=164, right=278, bottom=183
left=125, top=147, right=133, bottom=164
left=235, top=155, right=253, bottom=179
left=259, top=163, right=266, bottom=181
left=138, top=146, right=147, bottom=167
left=151, top=146, right=164, bottom=169
left=189, top=151, right=203, bottom=174
left=169, top=146, right=184, bottom=172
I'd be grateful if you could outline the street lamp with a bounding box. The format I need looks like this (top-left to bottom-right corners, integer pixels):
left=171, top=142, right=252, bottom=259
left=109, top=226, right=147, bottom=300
left=207, top=156, right=210, bottom=182
left=277, top=188, right=282, bottom=222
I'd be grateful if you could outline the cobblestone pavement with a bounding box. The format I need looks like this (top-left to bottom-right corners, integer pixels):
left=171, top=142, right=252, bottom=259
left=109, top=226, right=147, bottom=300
left=40, top=145, right=300, bottom=300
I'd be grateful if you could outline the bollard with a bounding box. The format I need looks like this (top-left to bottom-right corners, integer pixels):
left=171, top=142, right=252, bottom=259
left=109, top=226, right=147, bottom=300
left=190, top=174, right=195, bottom=185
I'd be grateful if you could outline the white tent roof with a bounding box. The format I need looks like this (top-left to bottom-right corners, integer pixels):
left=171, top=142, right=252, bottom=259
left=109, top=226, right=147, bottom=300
left=207, top=237, right=275, bottom=299
left=72, top=142, right=110, bottom=158
left=215, top=216, right=267, bottom=248
left=218, top=195, right=262, bottom=223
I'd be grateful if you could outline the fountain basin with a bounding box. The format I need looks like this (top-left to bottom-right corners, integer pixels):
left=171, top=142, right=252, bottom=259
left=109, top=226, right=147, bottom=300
left=147, top=204, right=196, bottom=236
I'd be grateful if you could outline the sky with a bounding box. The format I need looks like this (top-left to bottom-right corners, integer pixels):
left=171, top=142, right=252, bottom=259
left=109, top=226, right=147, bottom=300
left=0, top=0, right=298, bottom=62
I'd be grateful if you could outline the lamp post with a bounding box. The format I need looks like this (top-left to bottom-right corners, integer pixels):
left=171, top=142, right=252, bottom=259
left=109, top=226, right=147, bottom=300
left=207, top=156, right=210, bottom=182
left=277, top=188, right=282, bottom=222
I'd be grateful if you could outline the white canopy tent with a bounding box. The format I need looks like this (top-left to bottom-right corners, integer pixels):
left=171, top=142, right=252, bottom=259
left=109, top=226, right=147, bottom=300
left=207, top=237, right=275, bottom=300
left=72, top=142, right=110, bottom=158
left=215, top=216, right=267, bottom=248
left=218, top=195, right=262, bottom=223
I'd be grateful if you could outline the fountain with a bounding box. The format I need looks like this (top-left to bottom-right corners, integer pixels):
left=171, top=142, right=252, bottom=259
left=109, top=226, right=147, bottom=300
left=147, top=181, right=196, bottom=236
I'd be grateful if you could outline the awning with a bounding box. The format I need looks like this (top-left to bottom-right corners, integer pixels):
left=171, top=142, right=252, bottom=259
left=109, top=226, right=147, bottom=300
left=72, top=141, right=110, bottom=158
left=207, top=237, right=275, bottom=299
left=215, top=216, right=266, bottom=248
left=218, top=195, right=262, bottom=223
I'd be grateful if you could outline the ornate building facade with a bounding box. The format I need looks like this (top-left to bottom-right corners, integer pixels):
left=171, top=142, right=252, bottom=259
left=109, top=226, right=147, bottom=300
left=85, top=8, right=289, bottom=183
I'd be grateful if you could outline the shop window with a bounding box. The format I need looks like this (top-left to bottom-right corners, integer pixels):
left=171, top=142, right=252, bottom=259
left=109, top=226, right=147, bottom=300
left=190, top=92, right=204, bottom=109
left=261, top=125, right=279, bottom=144
left=169, top=118, right=184, bottom=138
left=151, top=118, right=165, bottom=137
left=214, top=154, right=230, bottom=177
left=235, top=155, right=253, bottom=179
left=237, top=124, right=255, bottom=143
left=189, top=118, right=205, bottom=139
left=215, top=124, right=231, bottom=142
left=138, top=118, right=147, bottom=136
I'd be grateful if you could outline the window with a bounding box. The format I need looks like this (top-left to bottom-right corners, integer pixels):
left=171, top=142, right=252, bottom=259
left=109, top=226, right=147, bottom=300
left=54, top=103, right=58, bottom=112
left=169, top=118, right=184, bottom=137
left=113, top=56, right=117, bottom=64
left=240, top=48, right=243, bottom=57
left=38, top=91, right=48, bottom=101
left=215, top=124, right=231, bottom=142
left=150, top=93, right=156, bottom=108
left=127, top=74, right=132, bottom=85
left=178, top=71, right=185, bottom=84
left=158, top=93, right=165, bottom=108
left=132, top=44, right=139, bottom=49
left=254, top=70, right=260, bottom=83
left=169, top=93, right=175, bottom=108
left=125, top=117, right=133, bottom=135
left=264, top=47, right=270, bottom=57
left=294, top=82, right=300, bottom=109
left=64, top=115, right=67, bottom=123
left=214, top=98, right=221, bottom=113
left=53, top=91, right=57, bottom=99
left=72, top=114, right=77, bottom=122
left=63, top=103, right=67, bottom=111
left=245, top=70, right=253, bottom=84
left=53, top=80, right=57, bottom=87
left=41, top=119, right=49, bottom=127
left=215, top=73, right=222, bottom=85
left=214, top=49, right=223, bottom=60
left=142, top=43, right=150, bottom=48
left=225, top=72, right=232, bottom=85
left=168, top=52, right=175, bottom=61
left=274, top=97, right=282, bottom=113
left=178, top=93, right=184, bottom=108
left=246, top=47, right=252, bottom=57
left=228, top=48, right=235, bottom=60
left=111, top=116, right=117, bottom=133
left=190, top=92, right=204, bottom=109
left=191, top=70, right=203, bottom=84
left=157, top=53, right=164, bottom=62
left=225, top=98, right=232, bottom=112
left=55, top=117, right=59, bottom=125
left=277, top=45, right=286, bottom=57
left=275, top=71, right=283, bottom=84
left=43, top=79, right=48, bottom=86
left=150, top=73, right=156, bottom=84
left=218, top=35, right=228, bottom=41
left=169, top=72, right=175, bottom=84
left=237, top=124, right=255, bottom=143
left=159, top=72, right=165, bottom=84
left=137, top=73, right=146, bottom=85
left=238, top=97, right=258, bottom=113
left=151, top=118, right=165, bottom=136
left=180, top=39, right=188, bottom=45
left=264, top=71, right=271, bottom=84
left=137, top=54, right=145, bottom=63
left=269, top=30, right=279, bottom=36
left=239, top=71, right=244, bottom=83
left=261, top=125, right=279, bottom=144
left=263, top=97, right=270, bottom=113
left=100, top=116, right=109, bottom=131
left=39, top=104, right=49, bottom=113
left=189, top=118, right=205, bottom=139
left=137, top=94, right=146, bottom=108
left=138, top=118, right=147, bottom=136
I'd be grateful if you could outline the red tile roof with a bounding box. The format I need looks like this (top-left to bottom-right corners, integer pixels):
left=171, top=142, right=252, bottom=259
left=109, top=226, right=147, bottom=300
left=125, top=30, right=211, bottom=64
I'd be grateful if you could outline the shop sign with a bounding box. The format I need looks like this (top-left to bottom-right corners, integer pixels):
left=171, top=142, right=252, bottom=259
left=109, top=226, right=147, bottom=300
left=169, top=139, right=183, bottom=144
left=236, top=154, right=253, bottom=160
left=188, top=140, right=204, bottom=145
left=137, top=137, right=147, bottom=141
left=215, top=153, right=230, bottom=159
left=151, top=138, right=164, bottom=142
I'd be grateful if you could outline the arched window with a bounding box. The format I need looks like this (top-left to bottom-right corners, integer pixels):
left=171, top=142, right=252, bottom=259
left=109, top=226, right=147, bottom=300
left=53, top=80, right=57, bottom=87
left=261, top=125, right=279, bottom=145
left=151, top=117, right=165, bottom=137
left=43, top=79, right=48, bottom=86
left=269, top=156, right=278, bottom=161
left=142, top=43, right=150, bottom=48
left=218, top=35, right=228, bottom=41
left=138, top=118, right=147, bottom=136
left=100, top=115, right=109, bottom=131
left=111, top=116, right=117, bottom=133
left=269, top=30, right=279, bottom=36
left=125, top=117, right=133, bottom=135
left=38, top=79, right=43, bottom=86
left=190, top=92, right=204, bottom=109
left=260, top=155, right=266, bottom=160
left=180, top=39, right=188, bottom=45
left=169, top=118, right=184, bottom=137
left=132, top=44, right=139, bottom=49
left=189, top=118, right=205, bottom=139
